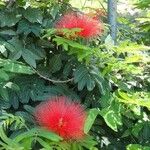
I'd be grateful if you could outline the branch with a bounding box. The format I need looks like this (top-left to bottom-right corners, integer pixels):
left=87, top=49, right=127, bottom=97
left=32, top=68, right=74, bottom=83
left=98, top=0, right=107, bottom=15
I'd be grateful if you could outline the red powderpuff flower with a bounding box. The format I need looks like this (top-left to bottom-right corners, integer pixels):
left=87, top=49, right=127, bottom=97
left=55, top=12, right=103, bottom=39
left=34, top=96, right=86, bottom=140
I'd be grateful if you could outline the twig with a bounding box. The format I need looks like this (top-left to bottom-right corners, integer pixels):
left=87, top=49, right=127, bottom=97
left=98, top=0, right=107, bottom=15
left=81, top=0, right=87, bottom=10
left=32, top=67, right=74, bottom=83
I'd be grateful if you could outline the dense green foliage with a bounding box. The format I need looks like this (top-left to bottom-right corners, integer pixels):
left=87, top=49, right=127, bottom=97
left=0, top=0, right=149, bottom=150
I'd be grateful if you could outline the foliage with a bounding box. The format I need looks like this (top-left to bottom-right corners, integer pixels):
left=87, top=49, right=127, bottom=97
left=0, top=0, right=149, bottom=150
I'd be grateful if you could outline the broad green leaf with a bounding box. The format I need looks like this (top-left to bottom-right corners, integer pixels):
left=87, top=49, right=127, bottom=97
left=17, top=19, right=41, bottom=36
left=131, top=122, right=143, bottom=138
left=2, top=60, right=34, bottom=74
left=0, top=70, right=9, bottom=81
left=7, top=37, right=23, bottom=52
left=23, top=7, right=43, bottom=23
left=0, top=58, right=33, bottom=74
left=0, top=40, right=16, bottom=52
left=22, top=49, right=40, bottom=68
left=9, top=50, right=22, bottom=60
left=84, top=108, right=100, bottom=134
left=0, top=10, right=21, bottom=27
left=100, top=107, right=122, bottom=132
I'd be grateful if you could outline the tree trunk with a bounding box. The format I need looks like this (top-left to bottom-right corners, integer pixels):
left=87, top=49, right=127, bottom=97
left=108, top=0, right=117, bottom=43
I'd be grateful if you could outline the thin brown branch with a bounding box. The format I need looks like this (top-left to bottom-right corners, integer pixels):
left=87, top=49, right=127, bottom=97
left=32, top=68, right=74, bottom=83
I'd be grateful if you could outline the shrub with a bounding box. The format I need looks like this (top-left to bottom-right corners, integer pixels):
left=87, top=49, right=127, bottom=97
left=0, top=0, right=150, bottom=149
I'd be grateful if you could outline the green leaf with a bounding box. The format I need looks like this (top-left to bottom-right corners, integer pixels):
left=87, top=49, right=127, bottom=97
left=18, top=88, right=30, bottom=103
left=10, top=92, right=19, bottom=109
left=100, top=101, right=122, bottom=132
left=74, top=65, right=95, bottom=91
left=7, top=37, right=23, bottom=52
left=105, top=34, right=114, bottom=50
left=53, top=36, right=92, bottom=61
left=127, top=144, right=150, bottom=150
left=0, top=70, right=9, bottom=81
left=23, top=7, right=43, bottom=23
left=93, top=74, right=106, bottom=95
left=116, top=90, right=150, bottom=110
left=87, top=75, right=95, bottom=91
left=17, top=19, right=32, bottom=35
left=22, top=49, right=37, bottom=68
left=84, top=108, right=100, bottom=134
left=71, top=142, right=81, bottom=150
left=17, top=19, right=41, bottom=36
left=50, top=5, right=59, bottom=19
left=9, top=50, right=22, bottom=60
left=0, top=29, right=16, bottom=35
left=4, top=63, right=33, bottom=74
left=14, top=128, right=62, bottom=143
left=101, top=110, right=116, bottom=131
left=20, top=137, right=33, bottom=150
left=49, top=54, right=62, bottom=73
left=79, top=136, right=98, bottom=149
left=36, top=137, right=52, bottom=150
left=0, top=87, right=9, bottom=101
left=0, top=10, right=21, bottom=27
left=131, top=122, right=143, bottom=138
left=23, top=105, right=34, bottom=114
left=0, top=45, right=7, bottom=57
left=1, top=59, right=34, bottom=74
left=77, top=75, right=88, bottom=91
left=115, top=41, right=150, bottom=54
left=0, top=127, right=22, bottom=149
left=4, top=82, right=20, bottom=91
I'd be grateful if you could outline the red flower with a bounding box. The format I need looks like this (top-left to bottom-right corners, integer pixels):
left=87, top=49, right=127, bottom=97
left=55, top=12, right=103, bottom=39
left=34, top=96, right=86, bottom=140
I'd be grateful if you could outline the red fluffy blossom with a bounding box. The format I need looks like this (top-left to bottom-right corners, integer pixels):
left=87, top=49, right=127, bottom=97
left=55, top=12, right=103, bottom=39
left=34, top=96, right=86, bottom=140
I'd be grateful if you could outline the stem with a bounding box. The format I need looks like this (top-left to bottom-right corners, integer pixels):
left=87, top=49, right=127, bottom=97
left=32, top=67, right=74, bottom=83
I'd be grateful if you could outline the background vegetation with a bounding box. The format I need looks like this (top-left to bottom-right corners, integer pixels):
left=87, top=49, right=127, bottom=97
left=0, top=0, right=149, bottom=149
